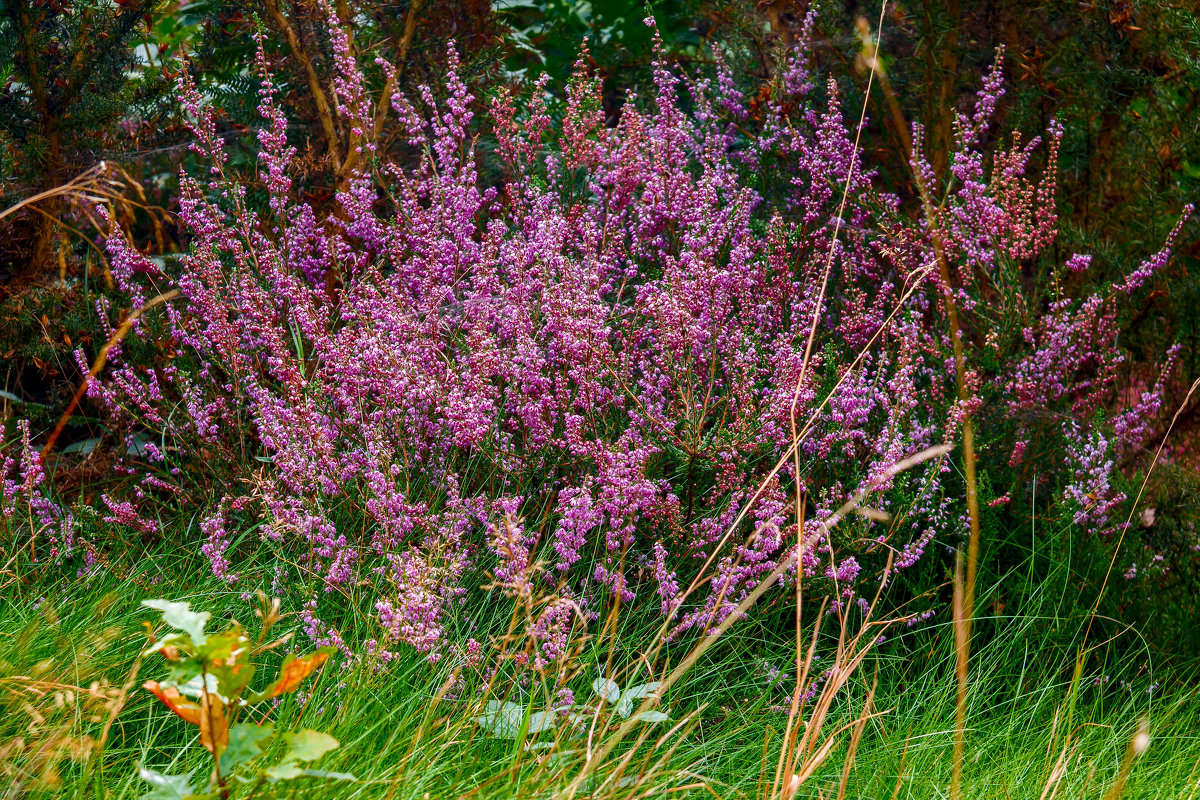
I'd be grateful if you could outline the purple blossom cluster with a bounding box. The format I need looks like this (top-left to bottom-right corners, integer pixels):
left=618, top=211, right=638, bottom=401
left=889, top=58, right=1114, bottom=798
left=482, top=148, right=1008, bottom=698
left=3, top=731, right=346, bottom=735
left=7, top=13, right=1184, bottom=657
left=1061, top=424, right=1126, bottom=534
left=2, top=420, right=75, bottom=559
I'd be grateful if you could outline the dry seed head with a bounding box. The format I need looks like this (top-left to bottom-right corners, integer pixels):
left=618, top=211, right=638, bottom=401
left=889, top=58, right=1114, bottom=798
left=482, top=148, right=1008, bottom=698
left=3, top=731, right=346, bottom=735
left=1132, top=718, right=1150, bottom=757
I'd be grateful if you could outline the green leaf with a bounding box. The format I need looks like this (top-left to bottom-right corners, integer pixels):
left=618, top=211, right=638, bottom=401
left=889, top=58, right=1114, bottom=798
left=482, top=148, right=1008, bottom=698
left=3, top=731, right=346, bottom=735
left=265, top=763, right=304, bottom=781
left=142, top=632, right=195, bottom=658
left=218, top=723, right=275, bottom=775
left=210, top=661, right=256, bottom=702
left=475, top=700, right=525, bottom=738
left=199, top=628, right=254, bottom=700
left=284, top=729, right=339, bottom=762
left=633, top=710, right=670, bottom=723
left=621, top=682, right=660, bottom=699
left=138, top=767, right=198, bottom=800
left=591, top=677, right=620, bottom=704
left=157, top=657, right=204, bottom=689
left=527, top=710, right=556, bottom=734
left=196, top=628, right=248, bottom=664
left=264, top=731, right=344, bottom=783
left=297, top=769, right=357, bottom=781
left=60, top=437, right=99, bottom=454
left=616, top=681, right=661, bottom=718
left=167, top=671, right=222, bottom=701
left=0, top=389, right=46, bottom=407
left=143, top=600, right=210, bottom=646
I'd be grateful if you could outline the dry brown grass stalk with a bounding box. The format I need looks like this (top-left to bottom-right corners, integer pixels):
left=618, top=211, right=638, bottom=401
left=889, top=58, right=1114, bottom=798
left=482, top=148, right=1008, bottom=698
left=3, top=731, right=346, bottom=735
left=0, top=598, right=135, bottom=797
left=554, top=445, right=948, bottom=799
left=855, top=17, right=986, bottom=799
left=1100, top=718, right=1151, bottom=800
left=39, top=288, right=181, bottom=462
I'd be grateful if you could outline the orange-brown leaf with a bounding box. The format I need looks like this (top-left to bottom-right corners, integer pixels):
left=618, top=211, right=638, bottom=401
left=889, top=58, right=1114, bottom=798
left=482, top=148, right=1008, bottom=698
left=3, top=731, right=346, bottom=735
left=258, top=651, right=331, bottom=700
left=199, top=693, right=229, bottom=755
left=143, top=681, right=202, bottom=725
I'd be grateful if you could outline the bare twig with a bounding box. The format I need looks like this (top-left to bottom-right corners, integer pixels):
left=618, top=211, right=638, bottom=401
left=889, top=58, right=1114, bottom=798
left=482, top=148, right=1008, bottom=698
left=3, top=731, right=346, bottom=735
left=0, top=164, right=109, bottom=225
left=262, top=0, right=342, bottom=174
left=337, top=0, right=425, bottom=186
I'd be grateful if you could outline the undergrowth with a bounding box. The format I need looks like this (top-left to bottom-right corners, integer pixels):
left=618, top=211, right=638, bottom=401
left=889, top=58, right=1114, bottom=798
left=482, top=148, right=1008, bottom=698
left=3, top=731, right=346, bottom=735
left=1, top=529, right=1195, bottom=799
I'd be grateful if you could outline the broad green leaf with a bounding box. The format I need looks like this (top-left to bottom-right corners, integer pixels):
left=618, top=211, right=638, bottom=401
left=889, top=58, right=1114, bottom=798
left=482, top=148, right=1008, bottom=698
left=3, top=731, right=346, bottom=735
left=126, top=431, right=155, bottom=456
left=138, top=767, right=197, bottom=800
left=266, top=730, right=341, bottom=782
left=298, top=769, right=357, bottom=781
left=199, top=629, right=254, bottom=701
left=633, top=710, right=670, bottom=723
left=0, top=389, right=47, bottom=407
left=143, top=600, right=210, bottom=646
left=591, top=677, right=620, bottom=704
left=621, top=682, right=660, bottom=700
left=218, top=723, right=275, bottom=775
left=60, top=437, right=99, bottom=454
left=527, top=710, right=556, bottom=734
left=196, top=628, right=249, bottom=665
left=284, top=729, right=339, bottom=762
left=265, top=763, right=304, bottom=781
left=210, top=661, right=256, bottom=703
left=170, top=671, right=224, bottom=701
left=142, top=632, right=194, bottom=658
left=160, top=657, right=203, bottom=687
left=616, top=681, right=661, bottom=718
left=475, top=700, right=525, bottom=738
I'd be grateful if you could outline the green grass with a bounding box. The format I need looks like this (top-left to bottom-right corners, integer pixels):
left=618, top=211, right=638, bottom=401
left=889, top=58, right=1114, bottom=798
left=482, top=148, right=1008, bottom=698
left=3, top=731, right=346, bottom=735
left=2, top=541, right=1198, bottom=800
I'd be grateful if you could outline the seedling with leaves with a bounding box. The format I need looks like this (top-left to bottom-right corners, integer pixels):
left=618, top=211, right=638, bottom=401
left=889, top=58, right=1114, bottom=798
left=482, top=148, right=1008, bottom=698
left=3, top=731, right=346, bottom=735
left=137, top=591, right=351, bottom=799
left=475, top=675, right=669, bottom=742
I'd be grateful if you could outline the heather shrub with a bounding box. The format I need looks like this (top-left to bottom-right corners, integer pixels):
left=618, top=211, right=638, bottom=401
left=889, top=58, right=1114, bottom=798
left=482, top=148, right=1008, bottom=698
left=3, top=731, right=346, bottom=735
left=9, top=11, right=1189, bottom=664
